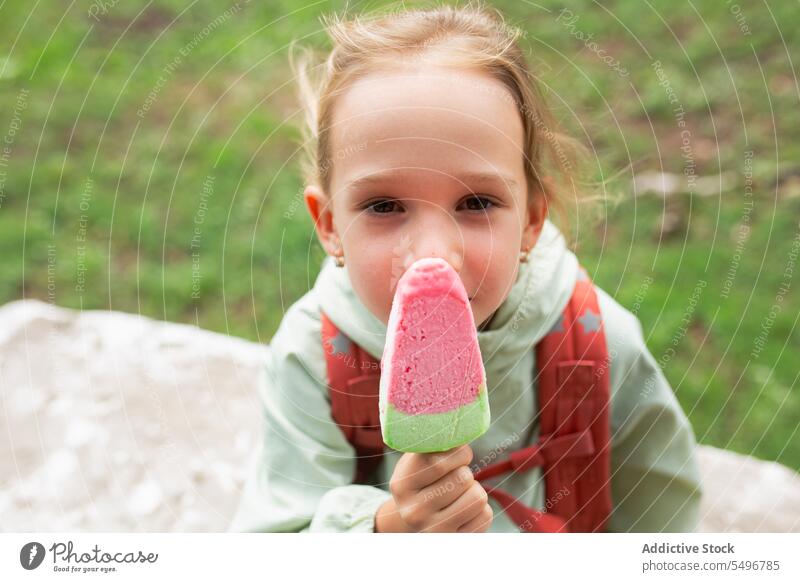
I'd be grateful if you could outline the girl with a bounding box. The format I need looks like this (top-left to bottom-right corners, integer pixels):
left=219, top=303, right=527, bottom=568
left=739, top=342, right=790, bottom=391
left=229, top=2, right=702, bottom=533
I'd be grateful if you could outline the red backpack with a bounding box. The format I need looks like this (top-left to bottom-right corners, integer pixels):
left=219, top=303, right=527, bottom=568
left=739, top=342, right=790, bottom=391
left=320, top=266, right=612, bottom=532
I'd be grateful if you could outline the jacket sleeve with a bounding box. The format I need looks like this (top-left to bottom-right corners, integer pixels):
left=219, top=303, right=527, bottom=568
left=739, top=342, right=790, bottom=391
left=599, top=290, right=703, bottom=532
left=227, top=333, right=391, bottom=533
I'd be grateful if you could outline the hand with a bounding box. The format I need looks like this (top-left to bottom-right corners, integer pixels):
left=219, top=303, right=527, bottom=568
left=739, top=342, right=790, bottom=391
left=374, top=444, right=493, bottom=533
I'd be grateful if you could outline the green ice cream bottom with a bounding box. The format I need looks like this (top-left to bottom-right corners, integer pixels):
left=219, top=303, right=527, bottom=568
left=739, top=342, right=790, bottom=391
left=381, top=383, right=491, bottom=453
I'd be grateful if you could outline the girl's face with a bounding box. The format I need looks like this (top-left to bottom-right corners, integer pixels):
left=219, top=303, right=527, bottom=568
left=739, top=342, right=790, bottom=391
left=305, top=65, right=546, bottom=327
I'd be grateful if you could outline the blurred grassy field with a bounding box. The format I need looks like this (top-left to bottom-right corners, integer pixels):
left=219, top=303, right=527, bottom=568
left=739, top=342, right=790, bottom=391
left=0, top=0, right=798, bottom=469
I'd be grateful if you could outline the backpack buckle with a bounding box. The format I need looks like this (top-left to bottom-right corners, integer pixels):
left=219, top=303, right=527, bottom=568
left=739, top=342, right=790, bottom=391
left=538, top=429, right=595, bottom=463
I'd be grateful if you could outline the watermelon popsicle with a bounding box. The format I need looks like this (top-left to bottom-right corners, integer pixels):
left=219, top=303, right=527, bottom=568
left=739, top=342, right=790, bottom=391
left=379, top=257, right=490, bottom=453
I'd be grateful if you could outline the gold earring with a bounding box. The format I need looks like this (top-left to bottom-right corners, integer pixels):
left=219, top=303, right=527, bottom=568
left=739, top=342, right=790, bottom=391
left=334, top=250, right=345, bottom=268
left=519, top=248, right=530, bottom=263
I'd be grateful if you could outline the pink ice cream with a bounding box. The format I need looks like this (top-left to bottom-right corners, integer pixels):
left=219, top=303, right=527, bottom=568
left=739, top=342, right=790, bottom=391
left=379, top=257, right=490, bottom=452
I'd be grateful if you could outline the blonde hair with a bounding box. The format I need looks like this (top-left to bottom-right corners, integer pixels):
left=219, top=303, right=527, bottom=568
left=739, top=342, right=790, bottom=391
left=289, top=1, right=598, bottom=244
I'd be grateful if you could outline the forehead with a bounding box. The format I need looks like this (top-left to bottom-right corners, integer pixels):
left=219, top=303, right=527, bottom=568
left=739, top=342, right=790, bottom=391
left=328, top=65, right=526, bottom=189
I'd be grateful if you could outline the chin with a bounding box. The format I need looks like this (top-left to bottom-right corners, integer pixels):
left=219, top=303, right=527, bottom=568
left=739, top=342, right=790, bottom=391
left=472, top=305, right=488, bottom=329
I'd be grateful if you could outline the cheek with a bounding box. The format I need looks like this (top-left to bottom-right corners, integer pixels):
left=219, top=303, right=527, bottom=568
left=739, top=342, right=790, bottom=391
left=333, top=210, right=393, bottom=321
left=340, top=230, right=397, bottom=323
left=464, top=226, right=520, bottom=298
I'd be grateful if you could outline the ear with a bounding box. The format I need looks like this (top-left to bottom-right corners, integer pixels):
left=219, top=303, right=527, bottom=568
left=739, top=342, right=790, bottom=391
left=521, top=193, right=548, bottom=251
left=304, top=184, right=341, bottom=255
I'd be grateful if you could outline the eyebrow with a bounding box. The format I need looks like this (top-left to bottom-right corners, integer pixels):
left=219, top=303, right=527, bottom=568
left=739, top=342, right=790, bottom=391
left=346, top=170, right=520, bottom=193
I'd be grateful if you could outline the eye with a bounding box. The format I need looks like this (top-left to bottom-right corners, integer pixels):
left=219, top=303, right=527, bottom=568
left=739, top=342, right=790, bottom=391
left=364, top=199, right=403, bottom=214
left=460, top=195, right=496, bottom=212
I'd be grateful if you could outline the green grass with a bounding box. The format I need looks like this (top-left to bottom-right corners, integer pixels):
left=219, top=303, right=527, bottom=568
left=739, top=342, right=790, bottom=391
left=1, top=0, right=797, bottom=469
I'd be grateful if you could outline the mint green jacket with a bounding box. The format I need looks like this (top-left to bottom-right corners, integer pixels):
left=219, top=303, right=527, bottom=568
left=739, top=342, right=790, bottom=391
left=228, top=220, right=702, bottom=532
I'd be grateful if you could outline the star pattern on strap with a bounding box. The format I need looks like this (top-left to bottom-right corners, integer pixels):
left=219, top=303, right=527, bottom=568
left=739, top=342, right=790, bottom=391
left=578, top=308, right=602, bottom=333
left=327, top=331, right=352, bottom=355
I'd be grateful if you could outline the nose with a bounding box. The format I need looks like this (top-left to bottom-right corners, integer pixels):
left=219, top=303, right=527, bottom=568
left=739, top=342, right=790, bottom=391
left=400, top=212, right=464, bottom=274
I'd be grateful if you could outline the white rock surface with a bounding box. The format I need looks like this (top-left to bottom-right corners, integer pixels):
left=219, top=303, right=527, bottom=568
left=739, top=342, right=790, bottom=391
left=0, top=299, right=798, bottom=532
left=0, top=299, right=265, bottom=532
left=695, top=445, right=800, bottom=532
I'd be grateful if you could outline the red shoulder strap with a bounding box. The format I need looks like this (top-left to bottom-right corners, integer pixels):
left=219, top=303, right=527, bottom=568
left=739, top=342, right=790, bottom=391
left=534, top=266, right=612, bottom=532
left=320, top=309, right=384, bottom=483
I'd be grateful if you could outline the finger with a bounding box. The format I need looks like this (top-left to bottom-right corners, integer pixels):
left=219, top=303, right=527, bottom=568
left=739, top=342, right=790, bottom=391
left=416, top=465, right=474, bottom=511
left=403, top=445, right=474, bottom=490
left=457, top=504, right=493, bottom=533
left=428, top=481, right=488, bottom=532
